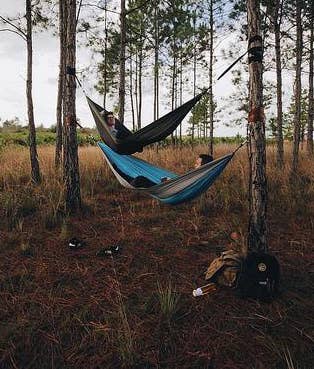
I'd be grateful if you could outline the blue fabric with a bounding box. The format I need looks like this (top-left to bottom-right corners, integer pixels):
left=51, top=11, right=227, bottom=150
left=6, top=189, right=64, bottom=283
left=156, top=156, right=231, bottom=205
left=98, top=142, right=232, bottom=205
left=98, top=142, right=177, bottom=182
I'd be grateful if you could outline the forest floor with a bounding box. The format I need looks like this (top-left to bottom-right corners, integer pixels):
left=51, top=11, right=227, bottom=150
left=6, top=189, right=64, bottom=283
left=0, top=143, right=313, bottom=369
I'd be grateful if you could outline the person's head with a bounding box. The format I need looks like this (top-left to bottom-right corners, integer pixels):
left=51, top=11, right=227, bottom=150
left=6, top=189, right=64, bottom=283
left=105, top=111, right=115, bottom=127
left=194, top=154, right=214, bottom=168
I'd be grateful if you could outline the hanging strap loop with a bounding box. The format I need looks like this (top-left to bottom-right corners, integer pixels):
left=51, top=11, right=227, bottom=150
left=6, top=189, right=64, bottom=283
left=248, top=35, right=263, bottom=64
left=66, top=66, right=76, bottom=76
left=248, top=35, right=263, bottom=45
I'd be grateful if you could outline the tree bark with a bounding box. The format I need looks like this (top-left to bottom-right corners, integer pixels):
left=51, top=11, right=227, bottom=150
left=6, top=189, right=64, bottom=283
left=292, top=0, right=302, bottom=173
left=192, top=12, right=197, bottom=141
left=208, top=0, right=214, bottom=156
left=26, top=0, right=41, bottom=184
left=138, top=43, right=142, bottom=129
left=307, top=1, right=314, bottom=156
left=135, top=50, right=139, bottom=129
left=103, top=8, right=108, bottom=108
left=247, top=0, right=267, bottom=253
left=119, top=0, right=126, bottom=123
left=171, top=44, right=176, bottom=146
left=179, top=52, right=183, bottom=143
left=55, top=0, right=66, bottom=168
left=274, top=0, right=284, bottom=168
left=129, top=50, right=136, bottom=131
left=63, top=0, right=81, bottom=213
left=154, top=1, right=159, bottom=121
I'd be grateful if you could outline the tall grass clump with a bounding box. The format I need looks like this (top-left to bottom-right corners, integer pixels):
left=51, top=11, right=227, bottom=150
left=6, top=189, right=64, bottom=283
left=109, top=260, right=137, bottom=367
left=157, top=281, right=180, bottom=321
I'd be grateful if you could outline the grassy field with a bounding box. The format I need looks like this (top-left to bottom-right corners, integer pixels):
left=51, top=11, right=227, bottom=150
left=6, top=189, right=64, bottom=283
left=0, top=143, right=313, bottom=369
left=0, top=128, right=98, bottom=148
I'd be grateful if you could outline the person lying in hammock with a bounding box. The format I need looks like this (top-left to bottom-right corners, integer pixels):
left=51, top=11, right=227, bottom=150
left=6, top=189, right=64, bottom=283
left=194, top=153, right=214, bottom=169
left=100, top=110, right=131, bottom=139
left=129, top=154, right=214, bottom=188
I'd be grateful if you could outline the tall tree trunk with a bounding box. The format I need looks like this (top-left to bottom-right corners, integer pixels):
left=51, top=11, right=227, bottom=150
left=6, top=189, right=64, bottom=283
left=292, top=0, right=302, bottom=173
left=192, top=12, right=196, bottom=141
left=26, top=0, right=41, bottom=184
left=119, top=0, right=126, bottom=123
left=247, top=0, right=267, bottom=253
left=208, top=0, right=214, bottom=156
left=134, top=50, right=139, bottom=129
left=103, top=8, right=108, bottom=107
left=63, top=0, right=81, bottom=213
left=307, top=1, right=314, bottom=156
left=129, top=51, right=136, bottom=131
left=274, top=0, right=284, bottom=168
left=154, top=1, right=159, bottom=120
left=138, top=44, right=143, bottom=130
left=55, top=0, right=66, bottom=168
left=171, top=49, right=176, bottom=145
left=179, top=52, right=183, bottom=143
left=204, top=103, right=208, bottom=139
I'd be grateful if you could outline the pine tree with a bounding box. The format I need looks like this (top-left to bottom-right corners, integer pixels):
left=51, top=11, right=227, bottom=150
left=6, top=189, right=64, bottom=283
left=307, top=0, right=314, bottom=155
left=0, top=1, right=48, bottom=183
left=247, top=0, right=268, bottom=253
left=55, top=0, right=66, bottom=168
left=292, top=0, right=303, bottom=174
left=119, top=0, right=126, bottom=123
left=63, top=0, right=81, bottom=213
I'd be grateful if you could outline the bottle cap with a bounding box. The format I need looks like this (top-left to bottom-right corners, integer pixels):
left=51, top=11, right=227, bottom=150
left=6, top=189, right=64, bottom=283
left=192, top=288, right=203, bottom=297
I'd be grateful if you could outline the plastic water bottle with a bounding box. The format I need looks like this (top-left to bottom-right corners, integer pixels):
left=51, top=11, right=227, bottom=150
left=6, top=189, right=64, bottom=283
left=193, top=283, right=217, bottom=297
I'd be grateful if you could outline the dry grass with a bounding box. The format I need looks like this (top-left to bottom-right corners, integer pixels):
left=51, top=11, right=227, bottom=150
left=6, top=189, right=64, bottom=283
left=0, top=142, right=314, bottom=369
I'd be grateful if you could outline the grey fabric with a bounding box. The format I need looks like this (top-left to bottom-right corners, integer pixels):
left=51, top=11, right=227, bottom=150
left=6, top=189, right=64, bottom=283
left=87, top=90, right=206, bottom=154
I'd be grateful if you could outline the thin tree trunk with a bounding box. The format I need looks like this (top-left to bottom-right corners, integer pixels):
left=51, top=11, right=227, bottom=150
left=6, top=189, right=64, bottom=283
left=26, top=0, right=41, bottom=184
left=274, top=0, right=284, bottom=168
left=204, top=103, right=208, bottom=139
left=154, top=1, right=159, bottom=120
left=174, top=65, right=178, bottom=141
left=171, top=48, right=176, bottom=146
left=55, top=0, right=65, bottom=168
left=129, top=51, right=136, bottom=131
left=119, top=0, right=126, bottom=123
left=179, top=52, right=183, bottom=143
left=247, top=0, right=267, bottom=253
left=138, top=44, right=142, bottom=129
left=103, top=8, right=108, bottom=107
left=192, top=12, right=196, bottom=141
left=208, top=0, right=214, bottom=156
left=307, top=1, right=314, bottom=155
left=292, top=0, right=302, bottom=173
left=134, top=50, right=139, bottom=129
left=63, top=0, right=81, bottom=213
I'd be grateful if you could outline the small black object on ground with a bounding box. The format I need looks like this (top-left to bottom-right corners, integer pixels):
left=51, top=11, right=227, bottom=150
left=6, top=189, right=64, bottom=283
left=96, top=245, right=121, bottom=257
left=68, top=238, right=86, bottom=250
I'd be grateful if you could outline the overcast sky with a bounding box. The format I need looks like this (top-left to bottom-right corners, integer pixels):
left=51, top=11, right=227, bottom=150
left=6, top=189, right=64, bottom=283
left=0, top=1, right=295, bottom=137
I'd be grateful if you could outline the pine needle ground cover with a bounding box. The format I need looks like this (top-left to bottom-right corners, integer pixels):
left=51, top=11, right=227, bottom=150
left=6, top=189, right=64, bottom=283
left=0, top=144, right=313, bottom=369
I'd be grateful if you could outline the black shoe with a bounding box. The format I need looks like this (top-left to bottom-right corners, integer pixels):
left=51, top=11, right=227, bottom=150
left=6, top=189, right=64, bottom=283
left=96, top=245, right=121, bottom=257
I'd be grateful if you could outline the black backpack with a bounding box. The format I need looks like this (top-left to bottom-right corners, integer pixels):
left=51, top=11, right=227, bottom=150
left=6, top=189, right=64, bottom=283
left=237, top=252, right=280, bottom=302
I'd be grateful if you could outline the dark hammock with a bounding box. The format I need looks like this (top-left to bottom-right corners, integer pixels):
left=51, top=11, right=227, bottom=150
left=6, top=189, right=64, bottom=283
left=87, top=90, right=206, bottom=155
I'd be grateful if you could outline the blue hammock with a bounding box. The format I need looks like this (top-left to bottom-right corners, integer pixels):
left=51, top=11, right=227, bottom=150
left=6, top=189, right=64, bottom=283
left=98, top=142, right=237, bottom=205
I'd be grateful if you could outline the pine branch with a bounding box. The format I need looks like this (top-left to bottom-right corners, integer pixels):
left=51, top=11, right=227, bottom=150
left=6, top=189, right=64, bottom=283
left=81, top=3, right=120, bottom=15
left=126, top=0, right=150, bottom=15
left=0, top=15, right=27, bottom=39
left=76, top=0, right=82, bottom=26
left=0, top=28, right=26, bottom=40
